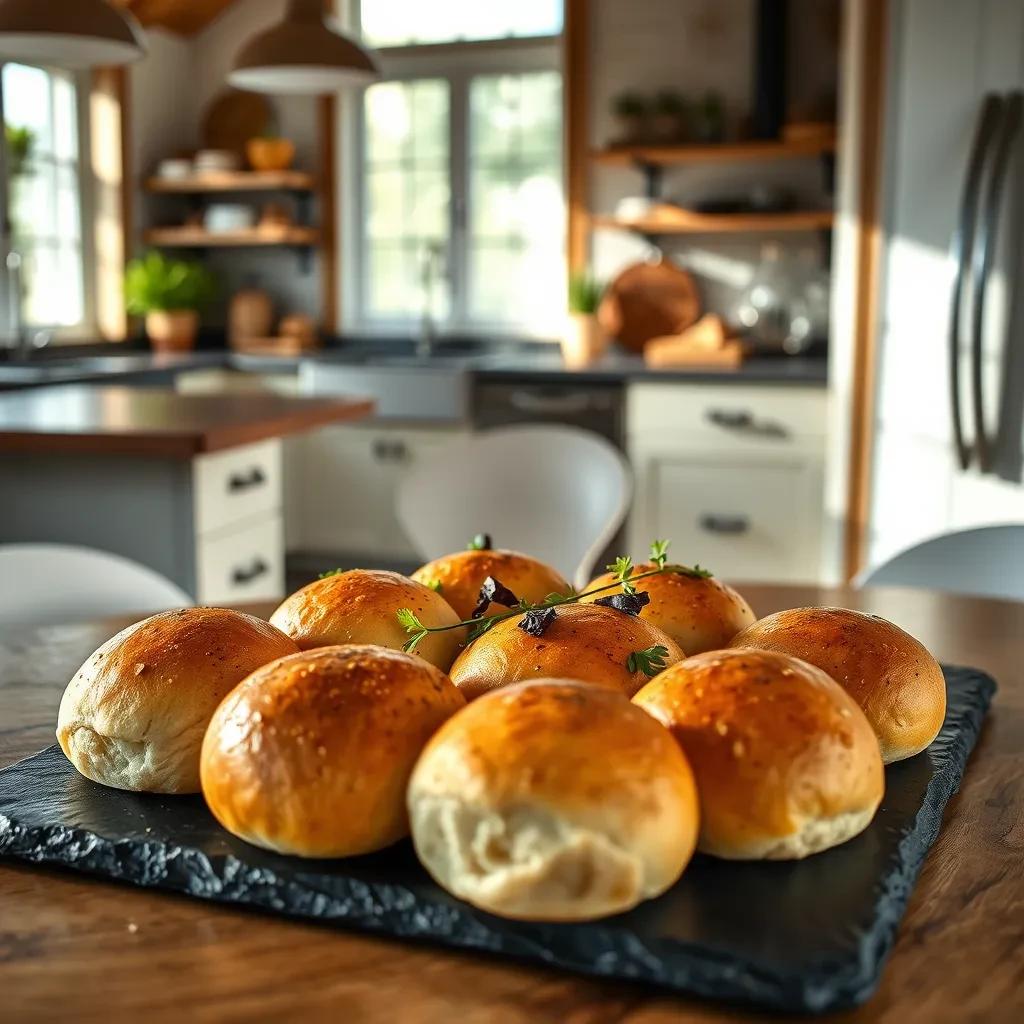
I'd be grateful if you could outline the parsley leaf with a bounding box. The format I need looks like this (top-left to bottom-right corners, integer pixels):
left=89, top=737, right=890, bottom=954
left=627, top=644, right=670, bottom=677
left=426, top=579, right=444, bottom=593
left=467, top=533, right=492, bottom=551
left=607, top=555, right=637, bottom=595
left=649, top=539, right=670, bottom=570
left=318, top=568, right=346, bottom=579
left=669, top=563, right=714, bottom=580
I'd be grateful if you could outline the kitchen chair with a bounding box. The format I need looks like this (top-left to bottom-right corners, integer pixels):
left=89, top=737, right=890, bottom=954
left=0, top=544, right=192, bottom=627
left=396, top=425, right=632, bottom=588
left=856, top=524, right=1024, bottom=603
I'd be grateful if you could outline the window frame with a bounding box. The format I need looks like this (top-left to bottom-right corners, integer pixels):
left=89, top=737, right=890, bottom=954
left=341, top=3, right=563, bottom=338
left=0, top=62, right=96, bottom=341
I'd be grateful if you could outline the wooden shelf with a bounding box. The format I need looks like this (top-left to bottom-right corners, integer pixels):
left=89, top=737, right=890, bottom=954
left=144, top=171, right=315, bottom=194
left=591, top=210, right=835, bottom=235
left=592, top=137, right=836, bottom=167
left=142, top=226, right=320, bottom=247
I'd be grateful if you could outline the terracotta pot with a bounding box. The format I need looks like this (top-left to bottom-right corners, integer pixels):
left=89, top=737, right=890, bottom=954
left=146, top=310, right=199, bottom=352
left=561, top=313, right=608, bottom=368
left=246, top=137, right=296, bottom=172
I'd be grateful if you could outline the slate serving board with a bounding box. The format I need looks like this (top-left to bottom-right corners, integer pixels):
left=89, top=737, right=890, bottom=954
left=0, top=665, right=995, bottom=1014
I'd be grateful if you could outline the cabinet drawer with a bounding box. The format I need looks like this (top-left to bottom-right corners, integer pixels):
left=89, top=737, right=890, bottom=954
left=628, top=383, right=827, bottom=448
left=641, top=455, right=823, bottom=583
left=193, top=439, right=282, bottom=536
left=196, top=513, right=285, bottom=605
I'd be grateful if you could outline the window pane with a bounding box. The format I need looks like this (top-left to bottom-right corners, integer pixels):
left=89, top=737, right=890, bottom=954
left=21, top=243, right=84, bottom=327
left=2, top=64, right=54, bottom=154
left=468, top=72, right=564, bottom=327
left=363, top=80, right=450, bottom=320
left=360, top=0, right=562, bottom=47
left=53, top=72, right=79, bottom=162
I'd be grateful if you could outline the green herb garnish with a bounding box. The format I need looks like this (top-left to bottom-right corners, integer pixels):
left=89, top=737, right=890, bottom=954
left=627, top=644, right=670, bottom=677
left=318, top=568, right=346, bottom=579
left=608, top=554, right=636, bottom=595
left=467, top=533, right=492, bottom=551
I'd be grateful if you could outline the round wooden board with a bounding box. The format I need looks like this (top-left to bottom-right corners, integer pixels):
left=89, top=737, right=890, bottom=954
left=201, top=89, right=273, bottom=157
left=598, top=258, right=702, bottom=351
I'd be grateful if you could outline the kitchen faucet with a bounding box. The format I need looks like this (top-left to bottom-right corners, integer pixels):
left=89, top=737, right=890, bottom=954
left=417, top=241, right=446, bottom=358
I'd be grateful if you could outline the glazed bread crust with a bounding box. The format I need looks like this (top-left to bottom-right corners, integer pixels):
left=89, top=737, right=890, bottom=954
left=728, top=606, right=946, bottom=762
left=56, top=607, right=299, bottom=794
left=201, top=644, right=465, bottom=857
left=269, top=569, right=466, bottom=670
left=408, top=678, right=700, bottom=920
left=634, top=649, right=885, bottom=859
left=411, top=549, right=570, bottom=620
left=448, top=602, right=685, bottom=700
left=581, top=564, right=756, bottom=653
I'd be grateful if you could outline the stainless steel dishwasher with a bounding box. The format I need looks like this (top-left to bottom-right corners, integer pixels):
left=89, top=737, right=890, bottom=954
left=471, top=378, right=625, bottom=448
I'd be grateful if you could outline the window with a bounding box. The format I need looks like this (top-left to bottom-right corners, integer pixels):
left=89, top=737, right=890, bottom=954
left=350, top=0, right=565, bottom=336
left=2, top=62, right=90, bottom=333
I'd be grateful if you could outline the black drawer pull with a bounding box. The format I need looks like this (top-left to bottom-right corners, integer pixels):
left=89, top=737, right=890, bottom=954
left=705, top=408, right=788, bottom=439
left=228, top=467, right=267, bottom=492
left=232, top=558, right=269, bottom=584
left=699, top=514, right=750, bottom=535
left=372, top=439, right=409, bottom=462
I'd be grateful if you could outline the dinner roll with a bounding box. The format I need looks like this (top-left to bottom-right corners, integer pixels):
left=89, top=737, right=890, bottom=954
left=581, top=564, right=755, bottom=653
left=634, top=649, right=884, bottom=860
left=728, top=607, right=946, bottom=763
left=411, top=548, right=570, bottom=620
left=56, top=608, right=298, bottom=794
left=409, top=679, right=699, bottom=921
left=448, top=602, right=684, bottom=700
left=201, top=645, right=465, bottom=857
left=269, top=569, right=465, bottom=670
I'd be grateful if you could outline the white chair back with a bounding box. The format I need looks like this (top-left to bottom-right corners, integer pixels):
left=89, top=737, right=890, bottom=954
left=0, top=543, right=192, bottom=626
left=396, top=425, right=632, bottom=588
left=856, top=524, right=1024, bottom=602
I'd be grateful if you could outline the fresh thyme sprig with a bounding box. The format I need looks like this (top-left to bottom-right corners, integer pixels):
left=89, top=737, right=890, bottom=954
left=397, top=539, right=710, bottom=654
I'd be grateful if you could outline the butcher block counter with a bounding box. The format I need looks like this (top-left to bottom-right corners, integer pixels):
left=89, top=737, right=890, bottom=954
left=0, top=386, right=374, bottom=603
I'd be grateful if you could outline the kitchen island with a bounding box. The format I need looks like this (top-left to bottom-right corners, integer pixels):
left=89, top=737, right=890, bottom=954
left=0, top=386, right=373, bottom=603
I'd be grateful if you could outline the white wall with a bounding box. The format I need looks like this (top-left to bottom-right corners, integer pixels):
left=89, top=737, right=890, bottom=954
left=589, top=0, right=838, bottom=323
left=130, top=0, right=322, bottom=325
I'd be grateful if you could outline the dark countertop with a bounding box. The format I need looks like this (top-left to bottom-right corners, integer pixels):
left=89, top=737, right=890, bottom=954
left=0, top=386, right=375, bottom=458
left=0, top=340, right=829, bottom=391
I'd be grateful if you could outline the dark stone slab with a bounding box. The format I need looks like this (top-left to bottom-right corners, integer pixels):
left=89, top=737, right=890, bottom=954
left=0, top=665, right=995, bottom=1014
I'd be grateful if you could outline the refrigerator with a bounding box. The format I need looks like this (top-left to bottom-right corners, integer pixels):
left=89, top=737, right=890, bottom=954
left=867, top=0, right=1024, bottom=569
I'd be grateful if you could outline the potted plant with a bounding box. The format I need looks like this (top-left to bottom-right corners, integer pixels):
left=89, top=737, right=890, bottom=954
left=651, top=90, right=688, bottom=142
left=125, top=251, right=217, bottom=352
left=611, top=92, right=648, bottom=145
left=563, top=272, right=607, bottom=368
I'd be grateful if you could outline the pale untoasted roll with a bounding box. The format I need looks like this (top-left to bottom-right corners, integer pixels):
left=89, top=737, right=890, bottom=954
left=728, top=607, right=946, bottom=763
left=269, top=569, right=465, bottom=670
left=56, top=608, right=299, bottom=794
left=634, top=649, right=884, bottom=860
left=448, top=602, right=685, bottom=700
left=580, top=564, right=755, bottom=653
left=409, top=679, right=699, bottom=921
left=411, top=548, right=570, bottom=620
left=201, top=645, right=465, bottom=858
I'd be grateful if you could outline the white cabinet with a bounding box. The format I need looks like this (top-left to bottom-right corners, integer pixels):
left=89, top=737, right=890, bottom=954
left=627, top=383, right=829, bottom=583
left=290, top=424, right=470, bottom=561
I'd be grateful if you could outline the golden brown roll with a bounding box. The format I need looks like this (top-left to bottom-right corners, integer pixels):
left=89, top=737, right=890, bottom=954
left=409, top=678, right=699, bottom=921
left=269, top=569, right=465, bottom=671
left=56, top=608, right=299, bottom=794
left=580, top=563, right=755, bottom=653
left=448, top=602, right=685, bottom=700
left=201, top=645, right=465, bottom=857
left=728, top=607, right=946, bottom=763
left=634, top=649, right=884, bottom=860
left=411, top=548, right=570, bottom=620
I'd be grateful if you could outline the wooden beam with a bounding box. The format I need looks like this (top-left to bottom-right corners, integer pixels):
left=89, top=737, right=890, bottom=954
left=563, top=0, right=589, bottom=276
left=843, top=0, right=889, bottom=580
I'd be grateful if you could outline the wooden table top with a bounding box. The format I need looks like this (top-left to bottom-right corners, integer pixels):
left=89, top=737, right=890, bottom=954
left=1, top=584, right=1021, bottom=1023
left=0, top=386, right=374, bottom=457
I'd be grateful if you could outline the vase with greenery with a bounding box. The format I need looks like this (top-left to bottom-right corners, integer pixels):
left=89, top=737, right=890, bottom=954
left=611, top=91, right=648, bottom=145
left=563, top=272, right=607, bottom=368
left=652, top=90, right=688, bottom=142
left=125, top=251, right=217, bottom=352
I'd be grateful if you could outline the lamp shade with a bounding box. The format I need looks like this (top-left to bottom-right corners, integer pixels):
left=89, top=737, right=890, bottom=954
left=0, top=0, right=145, bottom=67
left=229, top=0, right=379, bottom=95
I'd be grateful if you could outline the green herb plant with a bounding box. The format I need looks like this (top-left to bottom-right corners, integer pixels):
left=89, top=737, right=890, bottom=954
left=124, top=250, right=217, bottom=315
left=397, top=539, right=712, bottom=673
left=4, top=124, right=34, bottom=177
left=568, top=272, right=604, bottom=315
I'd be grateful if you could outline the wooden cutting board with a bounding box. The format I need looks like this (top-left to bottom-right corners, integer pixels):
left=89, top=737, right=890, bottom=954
left=598, top=258, right=701, bottom=351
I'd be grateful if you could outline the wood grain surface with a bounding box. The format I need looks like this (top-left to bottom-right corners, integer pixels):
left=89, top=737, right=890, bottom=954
left=1, top=584, right=1022, bottom=1022
left=0, top=387, right=374, bottom=457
